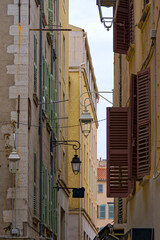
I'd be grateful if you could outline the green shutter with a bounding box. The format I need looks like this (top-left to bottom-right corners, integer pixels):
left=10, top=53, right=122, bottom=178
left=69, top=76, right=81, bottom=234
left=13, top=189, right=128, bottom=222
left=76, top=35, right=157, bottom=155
left=47, top=0, right=54, bottom=36
left=54, top=184, right=58, bottom=235
left=34, top=35, right=37, bottom=93
left=50, top=74, right=54, bottom=128
left=33, top=152, right=37, bottom=216
left=49, top=175, right=53, bottom=230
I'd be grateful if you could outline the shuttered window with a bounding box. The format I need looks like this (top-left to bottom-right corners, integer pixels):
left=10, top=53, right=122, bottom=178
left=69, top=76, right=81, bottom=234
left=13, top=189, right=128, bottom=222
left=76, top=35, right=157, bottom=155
left=33, top=152, right=37, bottom=216
left=137, top=68, right=151, bottom=179
left=113, top=0, right=130, bottom=54
left=129, top=74, right=137, bottom=180
left=107, top=107, right=132, bottom=197
left=98, top=184, right=103, bottom=193
left=47, top=0, right=54, bottom=29
left=99, top=205, right=106, bottom=219
left=34, top=34, right=37, bottom=93
left=130, top=0, right=134, bottom=44
left=54, top=184, right=58, bottom=235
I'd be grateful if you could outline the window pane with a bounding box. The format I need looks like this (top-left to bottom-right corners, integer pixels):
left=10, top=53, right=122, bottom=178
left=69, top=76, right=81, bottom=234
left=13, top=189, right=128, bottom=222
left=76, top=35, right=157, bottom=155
left=98, top=184, right=103, bottom=193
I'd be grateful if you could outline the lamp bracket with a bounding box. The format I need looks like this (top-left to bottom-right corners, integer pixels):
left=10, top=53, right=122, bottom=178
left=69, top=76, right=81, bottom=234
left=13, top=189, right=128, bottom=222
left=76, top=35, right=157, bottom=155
left=52, top=140, right=80, bottom=151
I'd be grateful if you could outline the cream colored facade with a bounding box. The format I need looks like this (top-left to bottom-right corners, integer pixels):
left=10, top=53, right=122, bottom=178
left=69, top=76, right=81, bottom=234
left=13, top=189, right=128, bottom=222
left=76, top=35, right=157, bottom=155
left=112, top=0, right=160, bottom=239
left=68, top=25, right=98, bottom=240
left=97, top=159, right=114, bottom=231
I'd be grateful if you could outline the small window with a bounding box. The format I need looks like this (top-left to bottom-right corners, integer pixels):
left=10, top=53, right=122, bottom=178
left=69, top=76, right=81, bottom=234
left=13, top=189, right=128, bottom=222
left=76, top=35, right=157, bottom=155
left=98, top=184, right=103, bottom=193
left=108, top=204, right=114, bottom=219
left=100, top=205, right=106, bottom=219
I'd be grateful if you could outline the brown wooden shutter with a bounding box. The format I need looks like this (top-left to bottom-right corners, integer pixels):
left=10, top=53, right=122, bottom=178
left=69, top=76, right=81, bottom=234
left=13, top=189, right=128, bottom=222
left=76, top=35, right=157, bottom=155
left=107, top=107, right=131, bottom=197
left=113, top=0, right=130, bottom=54
left=129, top=74, right=137, bottom=180
left=137, top=68, right=151, bottom=179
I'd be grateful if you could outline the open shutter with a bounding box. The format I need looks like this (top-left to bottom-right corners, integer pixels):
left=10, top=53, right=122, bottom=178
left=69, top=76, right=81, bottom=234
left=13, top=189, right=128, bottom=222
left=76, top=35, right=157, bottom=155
left=129, top=74, right=137, bottom=180
left=113, top=0, right=130, bottom=54
left=107, top=107, right=131, bottom=197
left=137, top=68, right=151, bottom=179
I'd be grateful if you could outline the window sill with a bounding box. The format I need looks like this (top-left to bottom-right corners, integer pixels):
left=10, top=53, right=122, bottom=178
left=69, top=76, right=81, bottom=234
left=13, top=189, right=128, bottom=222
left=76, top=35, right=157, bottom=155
left=126, top=43, right=135, bottom=61
left=137, top=3, right=151, bottom=30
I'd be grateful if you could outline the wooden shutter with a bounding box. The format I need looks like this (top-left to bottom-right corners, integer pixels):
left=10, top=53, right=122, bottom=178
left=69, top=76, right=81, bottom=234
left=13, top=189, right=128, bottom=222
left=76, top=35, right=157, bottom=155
left=129, top=74, right=137, bottom=180
left=107, top=107, right=131, bottom=197
left=113, top=0, right=130, bottom=54
left=137, top=68, right=151, bottom=179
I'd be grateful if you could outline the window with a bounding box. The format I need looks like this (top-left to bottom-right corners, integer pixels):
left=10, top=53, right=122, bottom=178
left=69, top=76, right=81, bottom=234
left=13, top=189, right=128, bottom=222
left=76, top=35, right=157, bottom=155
left=108, top=204, right=114, bottom=219
left=99, top=205, right=106, bottom=219
left=98, top=184, right=103, bottom=193
left=107, top=68, right=151, bottom=197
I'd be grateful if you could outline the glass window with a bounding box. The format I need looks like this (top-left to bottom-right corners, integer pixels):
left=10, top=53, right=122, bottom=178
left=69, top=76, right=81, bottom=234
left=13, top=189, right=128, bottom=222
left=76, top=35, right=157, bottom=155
left=98, top=184, right=103, bottom=193
left=100, top=205, right=106, bottom=219
left=108, top=204, right=114, bottom=219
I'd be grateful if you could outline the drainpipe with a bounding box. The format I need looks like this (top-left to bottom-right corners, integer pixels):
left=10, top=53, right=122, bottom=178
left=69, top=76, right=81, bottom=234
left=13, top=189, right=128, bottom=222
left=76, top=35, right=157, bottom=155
left=151, top=0, right=157, bottom=177
left=39, top=0, right=43, bottom=237
left=51, top=36, right=55, bottom=240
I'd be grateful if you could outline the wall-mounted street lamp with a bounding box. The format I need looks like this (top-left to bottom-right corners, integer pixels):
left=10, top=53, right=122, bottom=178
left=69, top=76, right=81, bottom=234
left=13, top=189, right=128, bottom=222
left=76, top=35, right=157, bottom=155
left=53, top=140, right=81, bottom=175
left=96, top=0, right=119, bottom=30
left=79, top=91, right=113, bottom=137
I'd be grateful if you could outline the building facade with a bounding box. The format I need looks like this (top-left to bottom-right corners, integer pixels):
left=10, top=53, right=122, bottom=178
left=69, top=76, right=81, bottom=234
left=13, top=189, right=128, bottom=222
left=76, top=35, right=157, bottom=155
left=0, top=0, right=69, bottom=239
left=98, top=0, right=160, bottom=239
left=68, top=25, right=99, bottom=240
left=97, top=159, right=114, bottom=231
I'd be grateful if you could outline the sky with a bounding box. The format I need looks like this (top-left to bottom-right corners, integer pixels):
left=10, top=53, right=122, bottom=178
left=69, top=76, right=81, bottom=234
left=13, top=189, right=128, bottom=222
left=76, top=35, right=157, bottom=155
left=69, top=0, right=113, bottom=160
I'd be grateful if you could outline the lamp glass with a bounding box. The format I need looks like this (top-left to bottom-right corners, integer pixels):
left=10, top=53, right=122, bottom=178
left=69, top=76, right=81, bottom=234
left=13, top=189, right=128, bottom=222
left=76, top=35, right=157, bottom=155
left=71, top=154, right=81, bottom=175
left=8, top=148, right=20, bottom=162
left=79, top=110, right=93, bottom=137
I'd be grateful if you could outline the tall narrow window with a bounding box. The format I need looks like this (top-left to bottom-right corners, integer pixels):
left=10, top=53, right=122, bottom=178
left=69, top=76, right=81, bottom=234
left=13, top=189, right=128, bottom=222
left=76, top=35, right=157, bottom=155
left=34, top=34, right=37, bottom=93
left=98, top=184, right=103, bottom=193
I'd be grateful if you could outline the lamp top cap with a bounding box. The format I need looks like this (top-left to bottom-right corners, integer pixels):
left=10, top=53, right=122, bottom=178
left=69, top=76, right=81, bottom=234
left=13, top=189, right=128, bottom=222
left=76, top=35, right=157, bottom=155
left=79, top=110, right=93, bottom=122
left=97, top=0, right=117, bottom=7
left=8, top=148, right=20, bottom=162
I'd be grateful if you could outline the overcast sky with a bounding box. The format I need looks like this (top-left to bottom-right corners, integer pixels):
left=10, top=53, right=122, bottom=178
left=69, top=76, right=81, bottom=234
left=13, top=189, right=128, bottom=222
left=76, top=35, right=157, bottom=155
left=69, top=0, right=113, bottom=160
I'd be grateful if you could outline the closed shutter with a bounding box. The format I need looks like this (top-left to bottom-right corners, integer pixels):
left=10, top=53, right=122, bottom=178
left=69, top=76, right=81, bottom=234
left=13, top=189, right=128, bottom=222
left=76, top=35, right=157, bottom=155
left=49, top=175, right=53, bottom=230
left=137, top=68, right=151, bottom=179
left=47, top=0, right=54, bottom=36
left=129, top=74, right=137, bottom=180
left=129, top=0, right=134, bottom=44
left=107, top=107, right=131, bottom=197
left=54, top=184, right=58, bottom=235
left=34, top=34, right=37, bottom=93
left=113, top=0, right=130, bottom=54
left=33, top=152, right=37, bottom=216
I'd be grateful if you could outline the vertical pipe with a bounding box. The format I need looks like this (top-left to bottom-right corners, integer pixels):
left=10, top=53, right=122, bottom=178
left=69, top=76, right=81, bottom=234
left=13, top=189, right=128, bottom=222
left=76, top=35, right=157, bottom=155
left=39, top=0, right=43, bottom=237
left=51, top=32, right=55, bottom=240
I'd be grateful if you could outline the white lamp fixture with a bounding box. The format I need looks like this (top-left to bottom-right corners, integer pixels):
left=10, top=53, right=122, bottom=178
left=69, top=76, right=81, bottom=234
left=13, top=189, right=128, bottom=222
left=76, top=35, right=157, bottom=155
left=8, top=148, right=20, bottom=162
left=79, top=109, right=93, bottom=138
left=97, top=0, right=119, bottom=30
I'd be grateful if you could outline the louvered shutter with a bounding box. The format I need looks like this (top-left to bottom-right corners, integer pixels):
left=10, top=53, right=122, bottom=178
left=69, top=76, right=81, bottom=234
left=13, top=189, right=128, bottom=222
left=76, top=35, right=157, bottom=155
left=137, top=68, right=151, bottom=179
left=34, top=34, right=37, bottom=93
left=47, top=0, right=54, bottom=36
left=129, top=74, right=137, bottom=180
left=107, top=107, right=131, bottom=197
left=33, top=153, right=37, bottom=216
left=113, top=0, right=130, bottom=54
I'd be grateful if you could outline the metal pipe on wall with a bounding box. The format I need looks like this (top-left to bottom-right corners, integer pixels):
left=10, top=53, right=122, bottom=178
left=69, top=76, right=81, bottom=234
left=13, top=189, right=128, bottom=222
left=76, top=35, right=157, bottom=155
left=39, top=0, right=43, bottom=237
